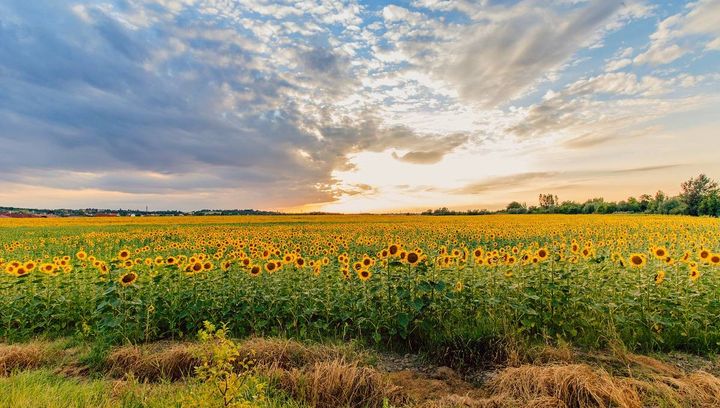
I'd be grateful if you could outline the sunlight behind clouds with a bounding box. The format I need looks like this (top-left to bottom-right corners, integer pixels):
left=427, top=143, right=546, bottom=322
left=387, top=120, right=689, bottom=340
left=0, top=0, right=718, bottom=212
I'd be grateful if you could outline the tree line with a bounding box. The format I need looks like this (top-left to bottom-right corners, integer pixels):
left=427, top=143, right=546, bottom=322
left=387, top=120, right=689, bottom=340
left=423, top=174, right=720, bottom=217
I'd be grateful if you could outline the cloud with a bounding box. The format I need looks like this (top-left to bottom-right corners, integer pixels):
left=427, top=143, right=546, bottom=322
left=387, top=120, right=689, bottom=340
left=0, top=0, right=716, bottom=212
left=606, top=164, right=684, bottom=174
left=0, top=0, right=468, bottom=209
left=605, top=58, right=632, bottom=72
left=634, top=0, right=720, bottom=66
left=633, top=43, right=685, bottom=65
left=453, top=172, right=558, bottom=194
left=390, top=133, right=468, bottom=164
left=507, top=72, right=711, bottom=146
left=380, top=0, right=627, bottom=107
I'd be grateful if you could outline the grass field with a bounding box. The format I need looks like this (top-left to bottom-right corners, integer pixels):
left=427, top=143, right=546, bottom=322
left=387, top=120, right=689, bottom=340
left=2, top=214, right=720, bottom=407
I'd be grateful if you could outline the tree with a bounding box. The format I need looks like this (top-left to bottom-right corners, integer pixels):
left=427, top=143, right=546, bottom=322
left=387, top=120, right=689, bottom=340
left=680, top=174, right=718, bottom=216
left=506, top=201, right=527, bottom=214
left=538, top=194, right=558, bottom=209
left=557, top=201, right=582, bottom=214
left=648, top=190, right=666, bottom=213
left=625, top=196, right=641, bottom=213
left=639, top=194, right=652, bottom=212
left=699, top=191, right=720, bottom=217
left=658, top=197, right=686, bottom=215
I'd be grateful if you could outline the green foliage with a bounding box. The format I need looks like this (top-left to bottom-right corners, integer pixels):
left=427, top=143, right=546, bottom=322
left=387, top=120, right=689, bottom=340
left=187, top=321, right=266, bottom=408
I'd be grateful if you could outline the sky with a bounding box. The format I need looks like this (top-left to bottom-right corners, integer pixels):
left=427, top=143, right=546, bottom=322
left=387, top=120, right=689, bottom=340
left=0, top=0, right=719, bottom=213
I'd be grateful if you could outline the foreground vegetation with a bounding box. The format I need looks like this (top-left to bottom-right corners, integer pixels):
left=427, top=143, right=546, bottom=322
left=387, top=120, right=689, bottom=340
left=2, top=334, right=720, bottom=408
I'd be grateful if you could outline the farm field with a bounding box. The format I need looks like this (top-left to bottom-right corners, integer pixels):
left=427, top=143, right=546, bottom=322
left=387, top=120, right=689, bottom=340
left=2, top=214, right=720, bottom=407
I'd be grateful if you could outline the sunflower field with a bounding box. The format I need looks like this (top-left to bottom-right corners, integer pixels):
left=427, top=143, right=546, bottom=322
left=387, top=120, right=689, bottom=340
left=1, top=214, right=719, bottom=353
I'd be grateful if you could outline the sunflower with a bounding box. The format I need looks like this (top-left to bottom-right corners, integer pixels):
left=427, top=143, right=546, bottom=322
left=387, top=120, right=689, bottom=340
left=40, top=263, right=57, bottom=276
left=655, top=270, right=665, bottom=285
left=203, top=261, right=213, bottom=271
left=4, top=264, right=15, bottom=276
left=15, top=266, right=29, bottom=277
left=98, top=263, right=109, bottom=274
left=581, top=247, right=592, bottom=258
left=388, top=244, right=399, bottom=256
left=710, top=253, right=720, bottom=265
left=249, top=265, right=262, bottom=276
left=190, top=262, right=203, bottom=273
left=264, top=261, right=277, bottom=273
left=699, top=249, right=711, bottom=261
left=166, top=256, right=177, bottom=265
left=652, top=246, right=668, bottom=259
left=570, top=242, right=580, bottom=254
left=357, top=269, right=371, bottom=281
left=24, top=261, right=36, bottom=271
left=76, top=251, right=87, bottom=260
left=472, top=248, right=483, bottom=258
left=628, top=253, right=646, bottom=268
left=536, top=247, right=549, bottom=261
left=118, top=249, right=131, bottom=261
left=454, top=280, right=464, bottom=292
left=119, top=271, right=138, bottom=286
left=406, top=251, right=420, bottom=265
left=689, top=268, right=700, bottom=282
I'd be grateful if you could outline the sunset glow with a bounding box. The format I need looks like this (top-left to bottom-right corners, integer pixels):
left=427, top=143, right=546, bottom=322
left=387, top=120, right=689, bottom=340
left=1, top=0, right=719, bottom=212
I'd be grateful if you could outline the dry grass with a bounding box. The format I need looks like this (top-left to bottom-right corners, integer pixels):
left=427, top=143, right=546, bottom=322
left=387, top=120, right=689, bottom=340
left=275, top=359, right=404, bottom=408
left=238, top=337, right=369, bottom=370
left=105, top=342, right=201, bottom=381
left=103, top=337, right=369, bottom=382
left=0, top=342, right=59, bottom=375
left=416, top=394, right=506, bottom=408
left=488, top=363, right=643, bottom=408
left=4, top=338, right=720, bottom=408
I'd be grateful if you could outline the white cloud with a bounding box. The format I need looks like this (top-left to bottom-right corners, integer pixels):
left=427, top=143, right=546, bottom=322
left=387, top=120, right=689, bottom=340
left=633, top=43, right=685, bottom=65
left=605, top=58, right=632, bottom=72
left=634, top=0, right=720, bottom=66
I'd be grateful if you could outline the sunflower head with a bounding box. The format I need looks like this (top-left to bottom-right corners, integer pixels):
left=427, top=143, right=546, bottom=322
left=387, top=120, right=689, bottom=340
left=710, top=253, right=720, bottom=265
left=628, top=253, right=646, bottom=268
left=357, top=269, right=371, bottom=282
left=406, top=251, right=420, bottom=265
left=655, top=270, right=665, bottom=285
left=653, top=246, right=667, bottom=259
left=699, top=249, right=710, bottom=260
left=118, top=249, right=131, bottom=261
left=119, top=271, right=138, bottom=286
left=536, top=248, right=549, bottom=261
